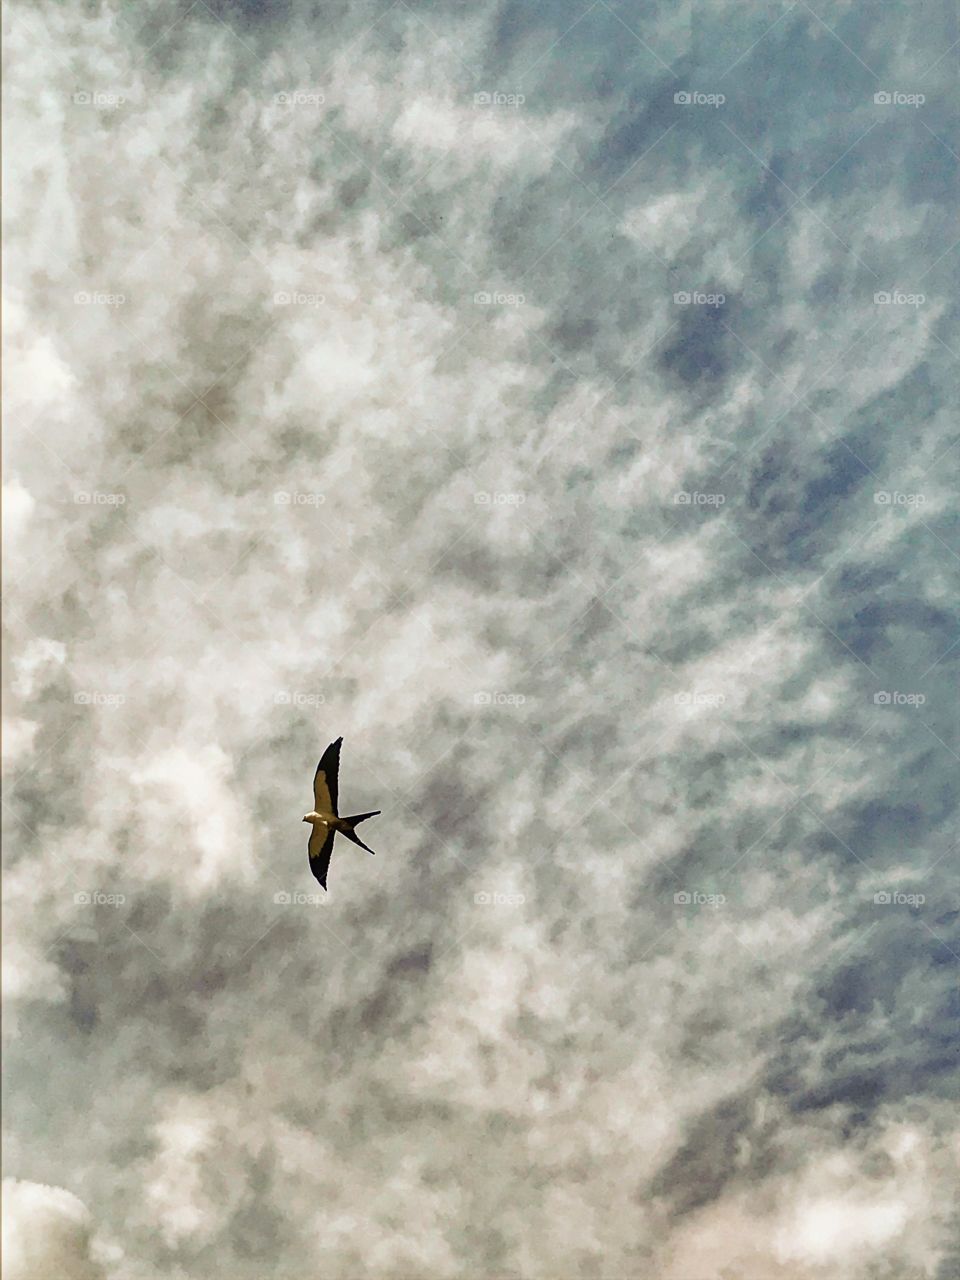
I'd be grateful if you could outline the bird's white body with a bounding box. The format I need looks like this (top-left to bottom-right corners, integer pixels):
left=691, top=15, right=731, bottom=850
left=303, top=810, right=341, bottom=830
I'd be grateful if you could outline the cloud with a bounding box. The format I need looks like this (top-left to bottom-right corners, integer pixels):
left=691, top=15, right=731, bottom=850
left=4, top=0, right=957, bottom=1275
left=2, top=1180, right=110, bottom=1280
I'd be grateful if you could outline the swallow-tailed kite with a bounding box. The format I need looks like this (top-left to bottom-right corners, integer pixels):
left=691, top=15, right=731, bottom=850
left=303, top=737, right=380, bottom=890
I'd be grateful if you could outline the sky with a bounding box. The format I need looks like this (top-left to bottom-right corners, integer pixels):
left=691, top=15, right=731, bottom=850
left=2, top=0, right=958, bottom=1276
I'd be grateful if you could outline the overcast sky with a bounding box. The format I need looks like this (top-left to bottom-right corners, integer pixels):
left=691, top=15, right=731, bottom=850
left=3, top=0, right=958, bottom=1276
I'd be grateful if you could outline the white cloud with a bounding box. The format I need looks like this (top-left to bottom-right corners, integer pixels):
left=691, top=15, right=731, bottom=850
left=4, top=0, right=955, bottom=1275
left=2, top=1180, right=107, bottom=1280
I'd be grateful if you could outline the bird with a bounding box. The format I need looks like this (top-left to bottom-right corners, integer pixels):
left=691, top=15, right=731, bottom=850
left=303, top=737, right=380, bottom=890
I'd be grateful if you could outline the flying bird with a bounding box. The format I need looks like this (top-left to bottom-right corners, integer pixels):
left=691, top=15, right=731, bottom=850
left=303, top=737, right=380, bottom=890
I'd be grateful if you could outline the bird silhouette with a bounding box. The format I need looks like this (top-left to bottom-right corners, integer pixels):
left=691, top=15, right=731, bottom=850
left=302, top=738, right=380, bottom=890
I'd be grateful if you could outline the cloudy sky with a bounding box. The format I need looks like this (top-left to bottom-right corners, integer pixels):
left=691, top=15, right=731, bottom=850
left=3, top=0, right=958, bottom=1276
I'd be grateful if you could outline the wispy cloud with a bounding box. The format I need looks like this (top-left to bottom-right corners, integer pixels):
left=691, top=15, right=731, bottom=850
left=4, top=0, right=957, bottom=1276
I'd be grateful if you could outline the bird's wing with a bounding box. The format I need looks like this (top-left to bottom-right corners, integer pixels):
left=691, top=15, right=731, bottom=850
left=308, top=826, right=336, bottom=890
left=313, top=737, right=342, bottom=815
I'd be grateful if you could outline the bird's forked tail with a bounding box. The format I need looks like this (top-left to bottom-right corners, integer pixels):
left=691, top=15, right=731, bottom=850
left=340, top=811, right=380, bottom=854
